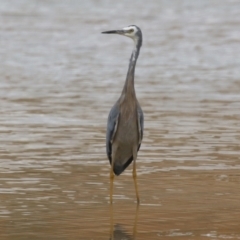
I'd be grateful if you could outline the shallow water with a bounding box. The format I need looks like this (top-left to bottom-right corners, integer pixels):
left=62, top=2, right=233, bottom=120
left=0, top=0, right=240, bottom=239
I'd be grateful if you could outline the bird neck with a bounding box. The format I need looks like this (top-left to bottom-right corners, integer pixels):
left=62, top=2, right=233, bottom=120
left=121, top=37, right=142, bottom=100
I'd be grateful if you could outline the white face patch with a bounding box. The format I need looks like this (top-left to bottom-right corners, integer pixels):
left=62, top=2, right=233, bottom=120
left=122, top=26, right=138, bottom=39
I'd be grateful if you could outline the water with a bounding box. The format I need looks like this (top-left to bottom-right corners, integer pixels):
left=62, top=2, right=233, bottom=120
left=0, top=0, right=240, bottom=239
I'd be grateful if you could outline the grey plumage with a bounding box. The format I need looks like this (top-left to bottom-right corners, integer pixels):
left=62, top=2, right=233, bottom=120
left=102, top=25, right=144, bottom=203
left=106, top=102, right=143, bottom=175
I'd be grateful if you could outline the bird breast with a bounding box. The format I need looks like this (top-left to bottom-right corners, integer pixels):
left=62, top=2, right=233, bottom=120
left=116, top=102, right=139, bottom=144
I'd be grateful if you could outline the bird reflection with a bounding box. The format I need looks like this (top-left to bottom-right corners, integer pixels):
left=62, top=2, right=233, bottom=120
left=110, top=224, right=133, bottom=240
left=109, top=205, right=139, bottom=240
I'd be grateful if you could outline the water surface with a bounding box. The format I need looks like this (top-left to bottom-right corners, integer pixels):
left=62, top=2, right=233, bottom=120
left=0, top=0, right=240, bottom=239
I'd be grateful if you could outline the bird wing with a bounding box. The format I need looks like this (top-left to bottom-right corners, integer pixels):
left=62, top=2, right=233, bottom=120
left=137, top=103, right=144, bottom=150
left=106, top=103, right=120, bottom=163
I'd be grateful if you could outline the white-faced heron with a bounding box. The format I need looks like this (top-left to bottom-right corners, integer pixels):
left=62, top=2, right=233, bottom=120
left=102, top=25, right=144, bottom=204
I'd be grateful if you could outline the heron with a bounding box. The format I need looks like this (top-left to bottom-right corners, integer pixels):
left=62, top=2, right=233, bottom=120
left=102, top=25, right=144, bottom=204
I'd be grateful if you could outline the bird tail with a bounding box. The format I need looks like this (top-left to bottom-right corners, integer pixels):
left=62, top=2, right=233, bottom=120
left=113, top=156, right=133, bottom=176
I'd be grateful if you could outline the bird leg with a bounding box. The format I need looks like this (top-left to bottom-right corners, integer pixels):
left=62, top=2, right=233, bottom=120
left=109, top=203, right=114, bottom=239
left=110, top=163, right=114, bottom=204
left=132, top=151, right=140, bottom=204
left=133, top=204, right=139, bottom=238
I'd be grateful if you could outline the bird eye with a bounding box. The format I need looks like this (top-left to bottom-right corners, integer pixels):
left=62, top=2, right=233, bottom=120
left=128, top=29, right=134, bottom=33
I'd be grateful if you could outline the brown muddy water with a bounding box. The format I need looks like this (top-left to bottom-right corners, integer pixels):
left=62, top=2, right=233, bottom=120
left=1, top=0, right=240, bottom=239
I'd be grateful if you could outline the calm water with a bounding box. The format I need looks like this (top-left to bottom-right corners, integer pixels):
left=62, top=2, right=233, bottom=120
left=1, top=0, right=240, bottom=239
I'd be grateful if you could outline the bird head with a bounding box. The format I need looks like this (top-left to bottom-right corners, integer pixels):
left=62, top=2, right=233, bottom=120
left=102, top=25, right=142, bottom=43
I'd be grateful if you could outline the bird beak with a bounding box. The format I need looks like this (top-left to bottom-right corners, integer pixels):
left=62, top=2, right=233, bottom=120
left=101, top=30, right=125, bottom=35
